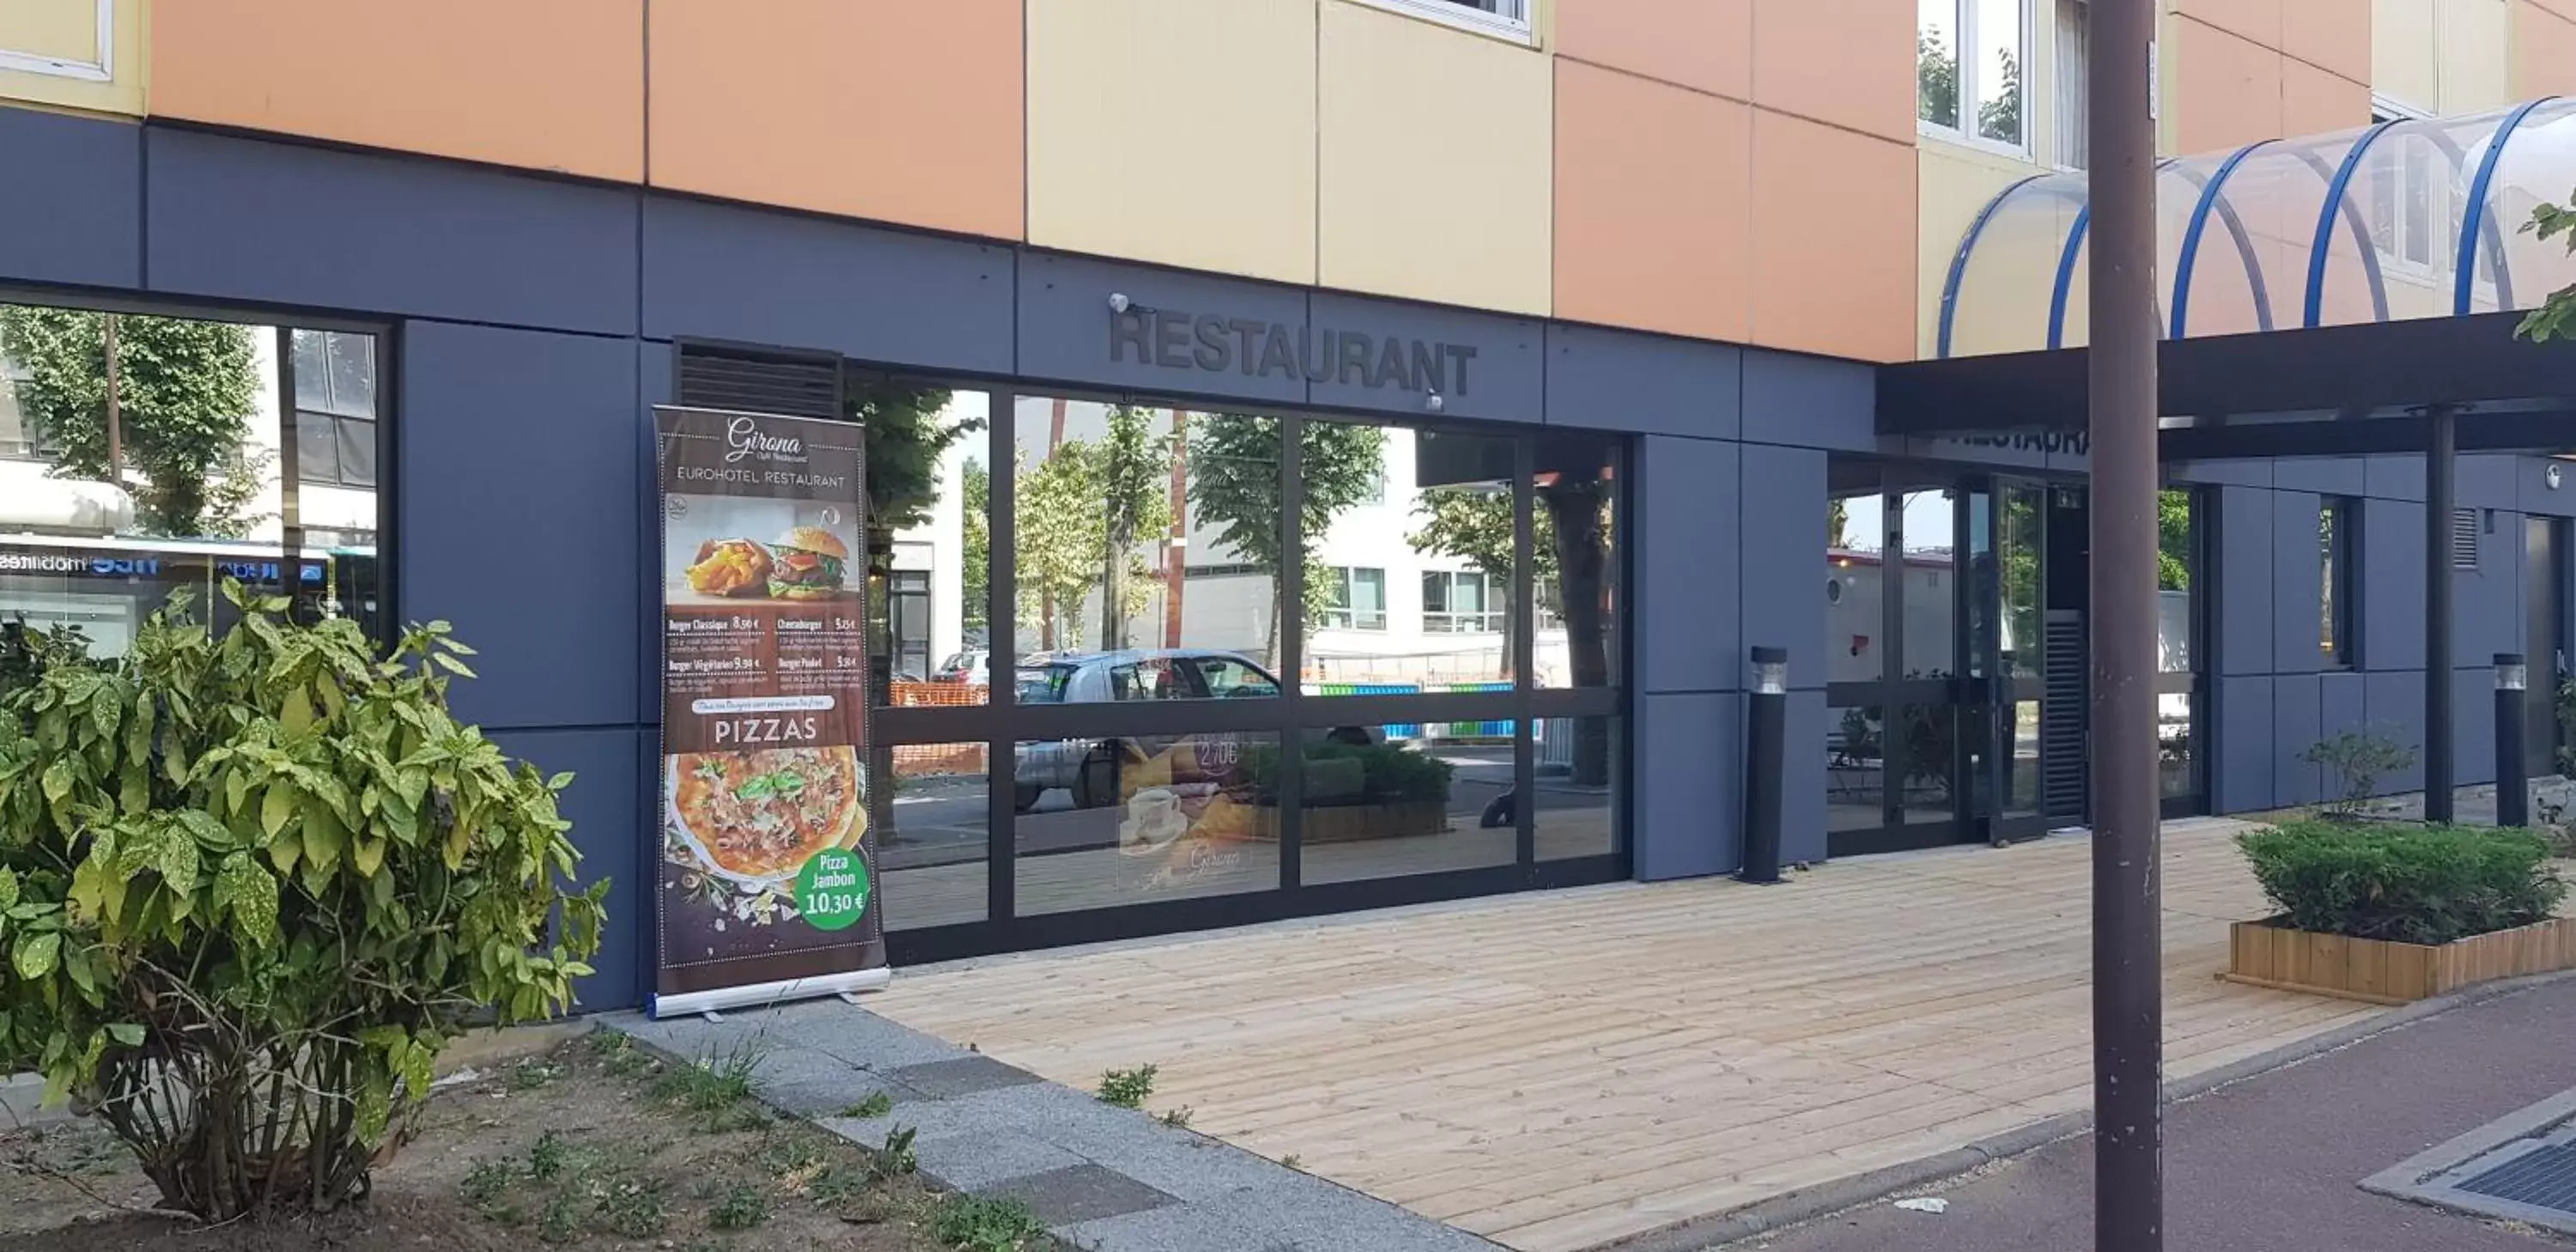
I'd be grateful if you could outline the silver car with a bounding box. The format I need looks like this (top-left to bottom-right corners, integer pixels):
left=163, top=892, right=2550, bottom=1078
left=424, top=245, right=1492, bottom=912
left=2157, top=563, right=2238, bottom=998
left=1011, top=649, right=1376, bottom=811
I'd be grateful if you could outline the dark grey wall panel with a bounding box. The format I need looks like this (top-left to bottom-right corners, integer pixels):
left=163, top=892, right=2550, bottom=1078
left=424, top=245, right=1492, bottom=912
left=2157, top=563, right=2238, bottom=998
left=1635, top=691, right=1739, bottom=878
left=2364, top=454, right=2427, bottom=501
left=2170, top=459, right=2271, bottom=489
left=2272, top=457, right=2365, bottom=496
left=145, top=128, right=637, bottom=335
left=1543, top=323, right=1741, bottom=439
left=1306, top=292, right=1540, bottom=423
left=1741, top=350, right=1874, bottom=451
left=0, top=107, right=138, bottom=289
left=2216, top=487, right=2275, bottom=677
left=2320, top=668, right=2366, bottom=744
left=400, top=322, right=641, bottom=729
left=1783, top=690, right=1826, bottom=866
left=2360, top=497, right=2426, bottom=671
left=1015, top=251, right=1306, bottom=404
left=2456, top=515, right=2521, bottom=668
left=490, top=726, right=645, bottom=1012
left=2214, top=675, right=2274, bottom=812
left=2452, top=665, right=2497, bottom=786
left=2270, top=489, right=2322, bottom=674
left=642, top=197, right=1012, bottom=375
left=1636, top=435, right=1741, bottom=693
left=2459, top=455, right=2519, bottom=510
left=2271, top=672, right=2321, bottom=808
left=1741, top=443, right=1828, bottom=690
left=637, top=342, right=674, bottom=726
left=2518, top=458, right=2576, bottom=517
left=2362, top=668, right=2427, bottom=794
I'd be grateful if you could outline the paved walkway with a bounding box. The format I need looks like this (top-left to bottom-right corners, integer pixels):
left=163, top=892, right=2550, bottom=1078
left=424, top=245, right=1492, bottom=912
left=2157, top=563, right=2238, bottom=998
left=866, top=817, right=2389, bottom=1251
left=1745, top=976, right=2576, bottom=1251
left=609, top=1002, right=1502, bottom=1252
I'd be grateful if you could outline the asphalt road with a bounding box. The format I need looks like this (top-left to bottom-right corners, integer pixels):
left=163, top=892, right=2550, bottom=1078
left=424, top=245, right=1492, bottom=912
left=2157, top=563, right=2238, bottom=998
left=1746, top=978, right=2576, bottom=1252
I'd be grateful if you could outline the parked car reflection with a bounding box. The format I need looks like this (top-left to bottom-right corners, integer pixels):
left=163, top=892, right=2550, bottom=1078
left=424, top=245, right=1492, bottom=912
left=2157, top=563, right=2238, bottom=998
left=1011, top=649, right=1376, bottom=811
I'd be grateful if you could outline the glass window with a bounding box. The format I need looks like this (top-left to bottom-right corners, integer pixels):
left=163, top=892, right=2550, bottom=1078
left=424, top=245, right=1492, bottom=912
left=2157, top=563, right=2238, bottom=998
left=1535, top=430, right=1619, bottom=690
left=1013, top=731, right=1281, bottom=914
left=1534, top=715, right=1619, bottom=860
left=1423, top=570, right=1504, bottom=634
left=859, top=374, right=987, bottom=708
left=1303, top=729, right=1516, bottom=884
left=1828, top=485, right=1887, bottom=684
left=878, top=740, right=989, bottom=931
left=2158, top=489, right=2193, bottom=674
left=2322, top=496, right=2356, bottom=666
left=2054, top=0, right=2089, bottom=169
left=1191, top=653, right=1281, bottom=699
left=1322, top=567, right=1388, bottom=631
left=1899, top=488, right=1959, bottom=678
left=1922, top=0, right=2026, bottom=149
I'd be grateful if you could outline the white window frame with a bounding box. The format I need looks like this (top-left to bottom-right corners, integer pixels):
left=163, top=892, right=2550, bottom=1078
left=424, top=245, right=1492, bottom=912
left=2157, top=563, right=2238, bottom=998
left=1350, top=0, right=1533, bottom=45
left=0, top=0, right=112, bottom=82
left=1321, top=567, right=1389, bottom=632
left=1917, top=0, right=2033, bottom=158
left=2366, top=94, right=2456, bottom=284
left=1422, top=568, right=1504, bottom=635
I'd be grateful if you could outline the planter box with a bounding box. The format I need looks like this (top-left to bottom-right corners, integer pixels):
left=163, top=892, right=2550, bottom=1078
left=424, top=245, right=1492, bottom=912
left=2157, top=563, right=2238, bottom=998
left=2221, top=917, right=2576, bottom=1005
left=1250, top=801, right=1449, bottom=844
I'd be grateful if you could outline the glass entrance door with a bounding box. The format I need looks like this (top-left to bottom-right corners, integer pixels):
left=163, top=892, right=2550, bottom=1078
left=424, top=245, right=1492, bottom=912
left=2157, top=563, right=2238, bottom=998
left=1826, top=463, right=1974, bottom=855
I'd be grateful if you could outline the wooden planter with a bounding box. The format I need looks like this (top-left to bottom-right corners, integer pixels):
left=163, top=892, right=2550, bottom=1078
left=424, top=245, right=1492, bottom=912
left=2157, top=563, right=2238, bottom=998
left=1250, top=801, right=1449, bottom=844
left=2222, top=916, right=2576, bottom=1005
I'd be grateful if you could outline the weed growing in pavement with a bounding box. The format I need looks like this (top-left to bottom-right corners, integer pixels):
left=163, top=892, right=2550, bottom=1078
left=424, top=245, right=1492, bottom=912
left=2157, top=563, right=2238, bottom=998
left=868, top=1125, right=920, bottom=1182
left=652, top=1040, right=770, bottom=1132
left=841, top=1091, right=896, bottom=1119
left=1279, top=1154, right=1303, bottom=1171
left=1096, top=1064, right=1157, bottom=1109
left=1157, top=1106, right=1194, bottom=1129
left=933, top=1193, right=1049, bottom=1251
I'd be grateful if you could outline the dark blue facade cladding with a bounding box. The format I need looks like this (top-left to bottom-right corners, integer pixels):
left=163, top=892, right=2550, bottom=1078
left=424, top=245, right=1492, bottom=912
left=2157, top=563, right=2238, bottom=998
left=6, top=107, right=2567, bottom=1009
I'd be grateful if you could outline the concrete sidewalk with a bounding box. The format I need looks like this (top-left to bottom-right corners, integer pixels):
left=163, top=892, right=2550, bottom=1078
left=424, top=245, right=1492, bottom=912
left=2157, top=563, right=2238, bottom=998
left=1735, top=976, right=2576, bottom=1251
left=610, top=1002, right=1504, bottom=1252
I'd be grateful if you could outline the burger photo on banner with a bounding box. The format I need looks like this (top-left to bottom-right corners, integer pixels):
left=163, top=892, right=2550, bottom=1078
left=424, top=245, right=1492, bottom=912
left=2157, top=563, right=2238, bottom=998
left=654, top=440, right=877, bottom=995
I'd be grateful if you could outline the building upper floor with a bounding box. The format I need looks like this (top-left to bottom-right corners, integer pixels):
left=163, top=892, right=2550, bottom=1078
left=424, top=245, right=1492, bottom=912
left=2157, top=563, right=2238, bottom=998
left=3, top=0, right=2571, bottom=368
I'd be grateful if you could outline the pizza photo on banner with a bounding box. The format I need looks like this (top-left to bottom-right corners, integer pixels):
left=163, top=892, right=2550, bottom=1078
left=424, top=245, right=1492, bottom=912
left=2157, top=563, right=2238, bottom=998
left=650, top=405, right=884, bottom=1018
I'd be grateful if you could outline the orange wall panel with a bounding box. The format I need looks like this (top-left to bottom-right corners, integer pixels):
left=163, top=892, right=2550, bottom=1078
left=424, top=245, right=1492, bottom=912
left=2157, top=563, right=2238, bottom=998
left=2281, top=58, right=2368, bottom=135
left=1749, top=111, right=1913, bottom=362
left=2281, top=0, right=2372, bottom=82
left=1553, top=0, right=1749, bottom=100
left=1553, top=60, right=1752, bottom=342
left=2172, top=16, right=2284, bottom=152
left=2523, top=3, right=2576, bottom=96
left=651, top=0, right=1023, bottom=241
left=151, top=0, right=645, bottom=183
left=1750, top=0, right=1913, bottom=143
left=2174, top=0, right=2285, bottom=48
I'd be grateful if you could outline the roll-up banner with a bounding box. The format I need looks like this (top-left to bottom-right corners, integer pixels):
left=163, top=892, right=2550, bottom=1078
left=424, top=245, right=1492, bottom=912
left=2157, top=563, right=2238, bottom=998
left=649, top=405, right=886, bottom=1018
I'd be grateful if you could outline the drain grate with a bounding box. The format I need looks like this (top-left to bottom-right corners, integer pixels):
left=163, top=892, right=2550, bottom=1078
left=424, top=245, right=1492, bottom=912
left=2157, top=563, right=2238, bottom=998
left=2458, top=1142, right=2576, bottom=1213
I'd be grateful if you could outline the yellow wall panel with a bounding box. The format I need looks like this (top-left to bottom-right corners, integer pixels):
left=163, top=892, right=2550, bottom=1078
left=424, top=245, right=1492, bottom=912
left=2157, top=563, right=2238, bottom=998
left=1028, top=0, right=1317, bottom=285
left=2373, top=0, right=2440, bottom=106
left=0, top=0, right=142, bottom=117
left=1917, top=143, right=2034, bottom=357
left=2437, top=0, right=2515, bottom=112
left=1318, top=1, right=1552, bottom=315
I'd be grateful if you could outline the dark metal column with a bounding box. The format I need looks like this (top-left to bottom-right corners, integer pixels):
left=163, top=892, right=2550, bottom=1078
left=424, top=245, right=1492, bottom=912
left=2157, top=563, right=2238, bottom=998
left=2088, top=2, right=2166, bottom=1248
left=2427, top=406, right=2457, bottom=823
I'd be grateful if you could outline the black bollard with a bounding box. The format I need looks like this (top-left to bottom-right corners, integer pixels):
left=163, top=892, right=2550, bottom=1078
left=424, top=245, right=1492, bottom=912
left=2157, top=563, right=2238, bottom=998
left=1739, top=647, right=1788, bottom=884
left=2498, top=653, right=2529, bottom=828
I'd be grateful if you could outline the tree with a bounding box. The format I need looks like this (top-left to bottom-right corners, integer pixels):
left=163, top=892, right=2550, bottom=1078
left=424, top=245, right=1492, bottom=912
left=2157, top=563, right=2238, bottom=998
left=1095, top=406, right=1176, bottom=650
left=2518, top=192, right=2576, bottom=343
left=1187, top=417, right=1386, bottom=666
left=1827, top=496, right=1850, bottom=550
left=851, top=379, right=979, bottom=538
left=1917, top=29, right=1959, bottom=127
left=2158, top=489, right=2192, bottom=591
left=1408, top=486, right=1548, bottom=678
left=1977, top=48, right=2022, bottom=145
left=961, top=457, right=989, bottom=637
left=0, top=308, right=261, bottom=537
left=1015, top=444, right=1103, bottom=652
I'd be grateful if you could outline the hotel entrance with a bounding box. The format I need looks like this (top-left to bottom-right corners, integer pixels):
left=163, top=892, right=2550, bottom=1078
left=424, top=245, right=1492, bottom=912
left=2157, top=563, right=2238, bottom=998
left=1826, top=462, right=2204, bottom=856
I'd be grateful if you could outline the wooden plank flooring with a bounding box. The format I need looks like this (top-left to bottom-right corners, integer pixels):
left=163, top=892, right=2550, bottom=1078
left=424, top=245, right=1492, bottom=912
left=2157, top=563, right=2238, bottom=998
left=870, top=818, right=2385, bottom=1251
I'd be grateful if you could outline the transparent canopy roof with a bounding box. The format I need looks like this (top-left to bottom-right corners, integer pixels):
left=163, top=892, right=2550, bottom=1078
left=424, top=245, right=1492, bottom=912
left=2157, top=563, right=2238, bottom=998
left=1938, top=98, right=2576, bottom=358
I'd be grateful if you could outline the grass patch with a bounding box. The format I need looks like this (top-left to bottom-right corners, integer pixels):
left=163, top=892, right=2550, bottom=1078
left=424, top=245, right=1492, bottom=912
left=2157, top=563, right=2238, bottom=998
left=841, top=1091, right=896, bottom=1120
left=507, top=1057, right=566, bottom=1092
left=649, top=1040, right=771, bottom=1132
left=933, top=1193, right=1050, bottom=1251
left=705, top=1180, right=770, bottom=1231
left=1095, top=1064, right=1156, bottom=1110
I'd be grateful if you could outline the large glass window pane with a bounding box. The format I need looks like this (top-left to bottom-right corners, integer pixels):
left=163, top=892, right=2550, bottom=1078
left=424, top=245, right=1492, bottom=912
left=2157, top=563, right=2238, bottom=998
left=1899, top=488, right=1959, bottom=678
left=2160, top=695, right=2197, bottom=799
left=1315, top=422, right=1508, bottom=688
left=333, top=416, right=376, bottom=489
left=1895, top=702, right=1960, bottom=825
left=1920, top=0, right=1961, bottom=129
left=294, top=410, right=342, bottom=488
left=1534, top=430, right=1618, bottom=690
left=1534, top=715, right=1619, bottom=860
left=1829, top=486, right=1886, bottom=684
left=1303, top=728, right=1516, bottom=884
left=1971, top=0, right=2026, bottom=145
left=1013, top=731, right=1281, bottom=914
left=1998, top=483, right=2043, bottom=679
left=2158, top=489, right=2193, bottom=673
left=1829, top=701, right=1889, bottom=832
left=878, top=741, right=989, bottom=930
left=861, top=375, right=987, bottom=707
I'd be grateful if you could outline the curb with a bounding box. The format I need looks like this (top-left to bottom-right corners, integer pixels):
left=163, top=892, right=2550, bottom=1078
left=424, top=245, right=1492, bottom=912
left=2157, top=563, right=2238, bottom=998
left=1594, top=968, right=2576, bottom=1252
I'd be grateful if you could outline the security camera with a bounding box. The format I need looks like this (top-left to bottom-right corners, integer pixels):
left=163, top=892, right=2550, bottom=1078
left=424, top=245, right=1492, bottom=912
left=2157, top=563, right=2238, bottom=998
left=1108, top=293, right=1132, bottom=314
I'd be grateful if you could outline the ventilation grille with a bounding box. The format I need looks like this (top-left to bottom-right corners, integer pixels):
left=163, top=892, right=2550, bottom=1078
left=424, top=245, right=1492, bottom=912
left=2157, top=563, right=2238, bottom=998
left=2454, top=507, right=2482, bottom=570
left=2042, top=610, right=2088, bottom=819
left=2459, top=1143, right=2576, bottom=1214
left=677, top=347, right=842, bottom=420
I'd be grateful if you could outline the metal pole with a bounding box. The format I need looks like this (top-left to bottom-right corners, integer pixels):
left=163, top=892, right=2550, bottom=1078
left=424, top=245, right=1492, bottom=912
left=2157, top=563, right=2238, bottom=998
left=2497, top=653, right=2529, bottom=827
left=1739, top=647, right=1788, bottom=885
left=101, top=313, right=123, bottom=488
left=2088, top=2, right=2164, bottom=1248
left=2427, top=406, right=2457, bottom=823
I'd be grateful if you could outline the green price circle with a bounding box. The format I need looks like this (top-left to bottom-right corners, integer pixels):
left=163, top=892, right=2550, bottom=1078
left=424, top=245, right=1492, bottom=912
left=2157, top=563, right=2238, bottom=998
left=793, top=848, right=871, bottom=933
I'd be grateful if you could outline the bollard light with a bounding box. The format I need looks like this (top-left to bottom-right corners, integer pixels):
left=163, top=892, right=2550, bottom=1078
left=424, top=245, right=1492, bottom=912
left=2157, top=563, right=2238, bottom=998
left=1750, top=647, right=1789, bottom=696
left=2497, top=653, right=2528, bottom=692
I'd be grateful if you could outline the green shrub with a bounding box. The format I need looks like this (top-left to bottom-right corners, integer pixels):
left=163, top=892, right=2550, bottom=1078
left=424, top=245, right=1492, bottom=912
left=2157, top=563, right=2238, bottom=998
left=2238, top=820, right=2566, bottom=945
left=0, top=584, right=606, bottom=1220
left=2300, top=727, right=2417, bottom=815
left=1242, top=740, right=1455, bottom=805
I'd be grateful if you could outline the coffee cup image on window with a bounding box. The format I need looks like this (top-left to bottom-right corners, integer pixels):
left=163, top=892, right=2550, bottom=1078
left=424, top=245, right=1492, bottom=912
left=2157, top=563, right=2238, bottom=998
left=766, top=526, right=849, bottom=600
left=1119, top=787, right=1189, bottom=857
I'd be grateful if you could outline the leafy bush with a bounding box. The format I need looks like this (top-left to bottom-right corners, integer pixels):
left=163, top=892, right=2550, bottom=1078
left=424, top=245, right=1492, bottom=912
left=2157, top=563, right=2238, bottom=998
left=1243, top=741, right=1455, bottom=805
left=2300, top=727, right=2417, bottom=816
left=2238, top=820, right=2566, bottom=945
left=0, top=585, right=605, bottom=1219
